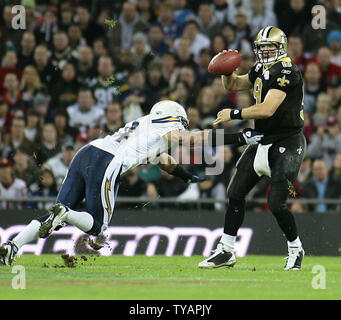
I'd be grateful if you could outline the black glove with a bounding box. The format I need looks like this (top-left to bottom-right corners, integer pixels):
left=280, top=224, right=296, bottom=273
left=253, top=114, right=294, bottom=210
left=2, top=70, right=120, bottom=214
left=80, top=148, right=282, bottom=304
left=240, top=128, right=264, bottom=145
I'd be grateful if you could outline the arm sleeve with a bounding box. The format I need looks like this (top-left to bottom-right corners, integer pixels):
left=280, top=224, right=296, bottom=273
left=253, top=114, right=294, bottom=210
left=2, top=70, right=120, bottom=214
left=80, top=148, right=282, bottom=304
left=209, top=130, right=245, bottom=147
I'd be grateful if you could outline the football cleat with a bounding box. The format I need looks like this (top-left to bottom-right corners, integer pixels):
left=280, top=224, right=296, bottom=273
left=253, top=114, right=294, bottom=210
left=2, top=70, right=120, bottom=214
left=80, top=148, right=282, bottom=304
left=0, top=241, right=19, bottom=266
left=284, top=246, right=304, bottom=270
left=198, top=243, right=236, bottom=268
left=39, top=203, right=68, bottom=238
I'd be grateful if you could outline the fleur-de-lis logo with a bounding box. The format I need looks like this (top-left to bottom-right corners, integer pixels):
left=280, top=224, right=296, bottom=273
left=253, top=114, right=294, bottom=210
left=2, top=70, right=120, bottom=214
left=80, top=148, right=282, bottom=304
left=297, top=146, right=303, bottom=155
left=277, top=75, right=290, bottom=87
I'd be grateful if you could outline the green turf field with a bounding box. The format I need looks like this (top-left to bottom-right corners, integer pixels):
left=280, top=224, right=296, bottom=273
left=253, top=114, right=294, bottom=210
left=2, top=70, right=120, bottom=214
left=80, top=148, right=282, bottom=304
left=0, top=254, right=340, bottom=300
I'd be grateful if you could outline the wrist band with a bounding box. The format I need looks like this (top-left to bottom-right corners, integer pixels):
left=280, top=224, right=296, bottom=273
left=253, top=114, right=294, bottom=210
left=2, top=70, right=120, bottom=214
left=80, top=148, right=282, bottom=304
left=230, top=109, right=243, bottom=120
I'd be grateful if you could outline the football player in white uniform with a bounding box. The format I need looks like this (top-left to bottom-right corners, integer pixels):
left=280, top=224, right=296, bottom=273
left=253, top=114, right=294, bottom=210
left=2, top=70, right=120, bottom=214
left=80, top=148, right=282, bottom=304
left=0, top=100, right=263, bottom=265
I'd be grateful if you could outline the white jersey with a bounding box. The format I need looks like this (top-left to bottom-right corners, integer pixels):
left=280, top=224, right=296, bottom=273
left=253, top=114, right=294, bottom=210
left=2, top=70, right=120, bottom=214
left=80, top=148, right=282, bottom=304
left=90, top=114, right=185, bottom=174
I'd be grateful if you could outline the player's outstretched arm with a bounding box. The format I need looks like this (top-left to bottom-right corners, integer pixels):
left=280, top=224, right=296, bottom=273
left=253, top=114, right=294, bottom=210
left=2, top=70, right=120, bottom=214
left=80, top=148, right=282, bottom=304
left=164, top=129, right=263, bottom=148
left=157, top=153, right=205, bottom=184
left=214, top=89, right=286, bottom=125
left=221, top=73, right=252, bottom=92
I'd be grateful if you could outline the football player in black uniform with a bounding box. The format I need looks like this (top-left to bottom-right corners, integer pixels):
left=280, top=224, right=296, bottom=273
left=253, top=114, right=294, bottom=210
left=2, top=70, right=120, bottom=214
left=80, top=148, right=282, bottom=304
left=199, top=26, right=306, bottom=270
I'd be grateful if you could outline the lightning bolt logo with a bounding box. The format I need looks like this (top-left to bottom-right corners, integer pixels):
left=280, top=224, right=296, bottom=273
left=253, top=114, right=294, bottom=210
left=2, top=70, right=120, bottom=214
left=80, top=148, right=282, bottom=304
left=104, top=177, right=113, bottom=218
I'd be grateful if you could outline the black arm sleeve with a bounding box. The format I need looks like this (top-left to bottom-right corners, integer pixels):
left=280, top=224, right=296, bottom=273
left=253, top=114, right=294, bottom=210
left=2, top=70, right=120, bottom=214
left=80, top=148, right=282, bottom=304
left=209, top=130, right=245, bottom=147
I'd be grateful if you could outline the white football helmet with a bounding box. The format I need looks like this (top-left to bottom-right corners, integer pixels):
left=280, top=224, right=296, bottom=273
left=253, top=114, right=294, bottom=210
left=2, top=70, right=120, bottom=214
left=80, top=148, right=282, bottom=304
left=150, top=100, right=189, bottom=129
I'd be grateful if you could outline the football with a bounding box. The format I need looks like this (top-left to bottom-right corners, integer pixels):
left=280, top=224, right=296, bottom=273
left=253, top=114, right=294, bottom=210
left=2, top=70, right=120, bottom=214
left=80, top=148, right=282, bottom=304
left=208, top=50, right=242, bottom=75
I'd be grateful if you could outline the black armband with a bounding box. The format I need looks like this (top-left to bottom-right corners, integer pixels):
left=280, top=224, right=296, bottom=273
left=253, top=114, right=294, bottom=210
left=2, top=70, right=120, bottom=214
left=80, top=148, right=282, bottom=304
left=171, top=165, right=194, bottom=183
left=209, top=130, right=245, bottom=147
left=230, top=109, right=243, bottom=120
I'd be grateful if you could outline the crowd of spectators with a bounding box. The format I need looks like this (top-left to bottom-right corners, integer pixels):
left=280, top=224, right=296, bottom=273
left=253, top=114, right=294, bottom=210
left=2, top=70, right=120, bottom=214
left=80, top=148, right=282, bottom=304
left=0, top=0, right=341, bottom=212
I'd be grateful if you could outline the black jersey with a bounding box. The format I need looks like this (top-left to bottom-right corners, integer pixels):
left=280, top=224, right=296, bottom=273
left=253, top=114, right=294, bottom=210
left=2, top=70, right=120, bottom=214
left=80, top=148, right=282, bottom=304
left=248, top=57, right=304, bottom=144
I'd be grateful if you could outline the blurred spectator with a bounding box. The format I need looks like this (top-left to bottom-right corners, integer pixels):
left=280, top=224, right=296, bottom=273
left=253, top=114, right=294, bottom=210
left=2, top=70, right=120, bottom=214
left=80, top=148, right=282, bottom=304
left=68, top=24, right=86, bottom=52
left=2, top=116, right=35, bottom=160
left=313, top=46, right=341, bottom=89
left=212, top=0, right=228, bottom=24
left=196, top=2, right=222, bottom=39
left=13, top=147, right=40, bottom=188
left=303, top=62, right=324, bottom=113
left=301, top=159, right=341, bottom=212
left=20, top=65, right=48, bottom=109
left=3, top=72, right=27, bottom=113
left=29, top=168, right=58, bottom=210
left=34, top=93, right=51, bottom=126
left=24, top=108, right=41, bottom=144
left=327, top=30, right=341, bottom=67
left=59, top=2, right=74, bottom=31
left=90, top=56, right=120, bottom=110
left=146, top=60, right=169, bottom=97
left=17, top=31, right=36, bottom=69
left=35, top=123, right=61, bottom=166
left=197, top=86, right=221, bottom=126
left=43, top=142, right=76, bottom=189
left=51, top=63, right=79, bottom=109
left=136, top=0, right=157, bottom=25
left=216, top=145, right=235, bottom=188
left=327, top=79, right=341, bottom=111
left=174, top=18, right=210, bottom=60
left=0, top=51, right=22, bottom=96
left=161, top=51, right=177, bottom=84
left=187, top=106, right=202, bottom=130
left=331, top=153, right=341, bottom=183
left=307, top=116, right=341, bottom=170
left=34, top=6, right=59, bottom=45
left=196, top=48, right=215, bottom=88
left=53, top=108, right=77, bottom=146
left=312, top=93, right=333, bottom=128
left=147, top=24, right=170, bottom=57
left=233, top=9, right=253, bottom=49
left=174, top=37, right=197, bottom=69
left=275, top=0, right=313, bottom=37
left=248, top=0, right=278, bottom=38
left=172, top=0, right=195, bottom=28
left=67, top=87, right=104, bottom=133
left=131, top=32, right=154, bottom=70
left=107, top=2, right=147, bottom=55
left=287, top=34, right=312, bottom=72
left=119, top=69, right=158, bottom=119
left=221, top=23, right=252, bottom=53
left=73, top=45, right=97, bottom=86
left=168, top=80, right=193, bottom=107
left=297, top=154, right=312, bottom=184
left=93, top=37, right=110, bottom=60
left=50, top=31, right=73, bottom=71
left=0, top=97, right=13, bottom=135
left=118, top=167, right=148, bottom=209
left=33, top=44, right=55, bottom=92
left=100, top=102, right=124, bottom=135
left=157, top=0, right=180, bottom=46
left=210, top=34, right=227, bottom=57
left=176, top=65, right=198, bottom=96
left=0, top=157, right=27, bottom=209
left=75, top=4, right=106, bottom=46
left=198, top=176, right=226, bottom=211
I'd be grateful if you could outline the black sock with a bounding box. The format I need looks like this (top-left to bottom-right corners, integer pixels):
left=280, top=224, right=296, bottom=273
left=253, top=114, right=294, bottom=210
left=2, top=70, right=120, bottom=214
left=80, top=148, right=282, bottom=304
left=223, top=198, right=245, bottom=236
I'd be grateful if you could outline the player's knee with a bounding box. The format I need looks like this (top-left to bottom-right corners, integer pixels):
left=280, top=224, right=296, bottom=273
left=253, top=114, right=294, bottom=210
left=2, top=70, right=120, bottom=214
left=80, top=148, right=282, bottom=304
left=227, top=197, right=245, bottom=212
left=267, top=194, right=286, bottom=214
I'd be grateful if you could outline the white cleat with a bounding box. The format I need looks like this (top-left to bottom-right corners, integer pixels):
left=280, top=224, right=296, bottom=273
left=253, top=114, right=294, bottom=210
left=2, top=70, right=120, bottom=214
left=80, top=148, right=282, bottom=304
left=0, top=241, right=19, bottom=266
left=198, top=243, right=236, bottom=268
left=39, top=203, right=68, bottom=238
left=284, top=246, right=305, bottom=270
